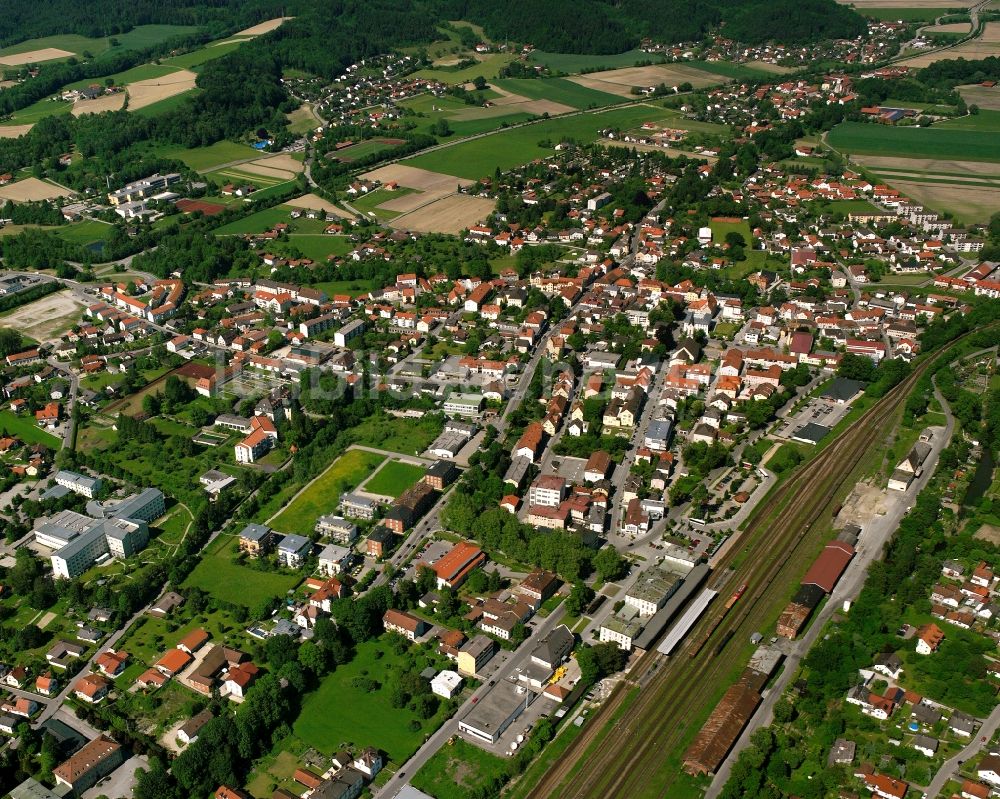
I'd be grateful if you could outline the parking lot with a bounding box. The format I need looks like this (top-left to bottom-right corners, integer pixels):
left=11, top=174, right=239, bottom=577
left=775, top=396, right=851, bottom=440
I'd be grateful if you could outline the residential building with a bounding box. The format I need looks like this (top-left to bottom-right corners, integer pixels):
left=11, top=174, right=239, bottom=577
left=239, top=523, right=276, bottom=557
left=315, top=515, right=358, bottom=543
left=277, top=534, right=312, bottom=568
left=456, top=635, right=496, bottom=677
left=384, top=482, right=437, bottom=533
left=383, top=609, right=427, bottom=641
left=53, top=735, right=124, bottom=793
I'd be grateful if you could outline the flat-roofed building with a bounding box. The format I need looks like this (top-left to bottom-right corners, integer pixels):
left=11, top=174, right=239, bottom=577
left=458, top=680, right=533, bottom=744
left=625, top=565, right=682, bottom=616
left=456, top=634, right=496, bottom=677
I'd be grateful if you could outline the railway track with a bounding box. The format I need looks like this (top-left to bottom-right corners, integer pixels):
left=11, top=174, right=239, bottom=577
left=525, top=343, right=958, bottom=799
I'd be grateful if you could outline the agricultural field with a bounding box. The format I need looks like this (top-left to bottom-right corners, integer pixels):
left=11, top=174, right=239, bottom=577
left=361, top=164, right=474, bottom=211
left=205, top=165, right=295, bottom=194
left=959, top=83, right=1000, bottom=110
left=493, top=77, right=625, bottom=109
left=268, top=449, right=385, bottom=535
left=403, top=104, right=681, bottom=179
left=268, top=234, right=355, bottom=263
left=0, top=177, right=74, bottom=202
left=851, top=152, right=1000, bottom=222
left=685, top=60, right=781, bottom=81
left=210, top=203, right=303, bottom=235
left=183, top=533, right=304, bottom=606
left=292, top=637, right=453, bottom=763
left=899, top=21, right=1000, bottom=66
left=363, top=460, right=426, bottom=498
left=828, top=120, right=1000, bottom=162
left=391, top=193, right=497, bottom=234
left=856, top=6, right=956, bottom=20
left=935, top=109, right=1000, bottom=130
left=0, top=96, right=72, bottom=126
left=328, top=138, right=401, bottom=162
left=53, top=219, right=116, bottom=246
left=162, top=39, right=247, bottom=70
left=528, top=49, right=660, bottom=73
left=0, top=410, right=61, bottom=448
left=0, top=25, right=199, bottom=61
left=568, top=64, right=722, bottom=98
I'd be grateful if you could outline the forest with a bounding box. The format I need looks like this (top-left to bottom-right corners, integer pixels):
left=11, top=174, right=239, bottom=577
left=0, top=0, right=286, bottom=47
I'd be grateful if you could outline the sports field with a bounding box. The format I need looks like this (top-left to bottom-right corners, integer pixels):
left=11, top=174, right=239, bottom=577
left=269, top=449, right=385, bottom=535
left=363, top=460, right=426, bottom=498
left=828, top=121, right=1000, bottom=162
left=403, top=104, right=677, bottom=179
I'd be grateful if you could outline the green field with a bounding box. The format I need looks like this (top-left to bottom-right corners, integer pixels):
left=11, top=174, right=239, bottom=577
left=131, top=89, right=200, bottom=117
left=363, top=461, right=426, bottom=498
left=528, top=49, right=660, bottom=73
left=293, top=637, right=451, bottom=762
left=412, top=738, right=509, bottom=799
left=828, top=121, right=1000, bottom=162
left=413, top=52, right=517, bottom=84
left=0, top=410, right=61, bottom=448
left=269, top=449, right=385, bottom=535
left=404, top=104, right=675, bottom=179
left=936, top=109, right=1000, bottom=131
left=154, top=140, right=257, bottom=171
left=312, top=279, right=379, bottom=297
left=65, top=63, right=179, bottom=91
left=341, top=414, right=444, bottom=456
left=708, top=218, right=752, bottom=245
left=348, top=186, right=419, bottom=220
left=493, top=77, right=625, bottom=110
left=211, top=203, right=299, bottom=235
left=0, top=25, right=198, bottom=60
left=0, top=97, right=72, bottom=126
left=162, top=39, right=247, bottom=70
left=183, top=533, right=303, bottom=606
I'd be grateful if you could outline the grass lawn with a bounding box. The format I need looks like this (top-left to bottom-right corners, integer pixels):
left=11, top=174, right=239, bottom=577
left=528, top=49, right=658, bottom=73
left=493, top=77, right=625, bottom=110
left=154, top=140, right=257, bottom=172
left=364, top=461, right=426, bottom=498
left=183, top=533, right=303, bottom=606
left=0, top=25, right=196, bottom=61
left=828, top=121, right=1000, bottom=162
left=293, top=636, right=452, bottom=762
left=708, top=218, right=751, bottom=245
left=411, top=738, right=509, bottom=799
left=404, top=104, right=676, bottom=179
left=341, top=414, right=444, bottom=456
left=269, top=234, right=355, bottom=262
left=116, top=600, right=251, bottom=665
left=312, top=278, right=379, bottom=297
left=105, top=24, right=199, bottom=54
left=349, top=186, right=419, bottom=220
left=0, top=410, right=61, bottom=448
left=162, top=39, right=247, bottom=70
left=269, top=449, right=385, bottom=535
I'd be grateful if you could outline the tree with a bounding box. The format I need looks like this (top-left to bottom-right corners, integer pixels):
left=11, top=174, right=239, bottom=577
left=593, top=547, right=627, bottom=582
left=472, top=75, right=487, bottom=91
left=566, top=581, right=594, bottom=615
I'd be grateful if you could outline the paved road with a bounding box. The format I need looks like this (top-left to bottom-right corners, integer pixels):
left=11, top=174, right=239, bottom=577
left=922, top=702, right=1000, bottom=797
left=706, top=385, right=955, bottom=798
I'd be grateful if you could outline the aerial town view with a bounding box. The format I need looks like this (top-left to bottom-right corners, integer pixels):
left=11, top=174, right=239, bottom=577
left=1, top=0, right=1000, bottom=798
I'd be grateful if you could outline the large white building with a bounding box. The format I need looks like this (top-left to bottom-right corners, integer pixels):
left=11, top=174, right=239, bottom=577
left=54, top=470, right=103, bottom=499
